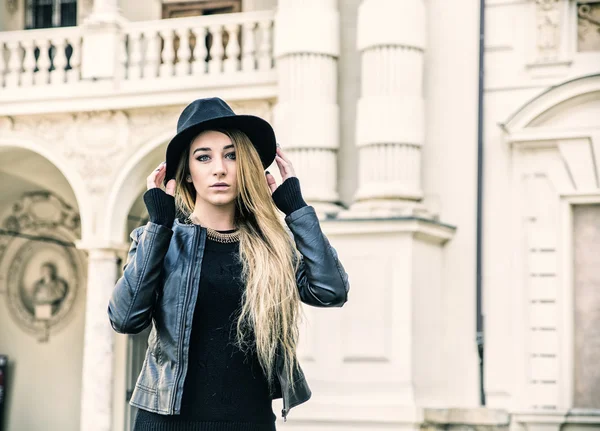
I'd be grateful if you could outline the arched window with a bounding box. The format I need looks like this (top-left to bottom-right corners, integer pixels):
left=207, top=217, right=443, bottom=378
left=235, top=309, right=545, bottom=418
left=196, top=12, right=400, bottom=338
left=25, top=0, right=77, bottom=30
left=162, top=0, right=241, bottom=19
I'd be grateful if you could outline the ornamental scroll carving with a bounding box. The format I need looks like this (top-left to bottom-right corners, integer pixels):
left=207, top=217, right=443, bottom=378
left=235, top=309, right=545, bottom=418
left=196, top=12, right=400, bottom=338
left=535, top=0, right=562, bottom=61
left=11, top=111, right=130, bottom=196
left=64, top=110, right=130, bottom=195
left=0, top=191, right=83, bottom=342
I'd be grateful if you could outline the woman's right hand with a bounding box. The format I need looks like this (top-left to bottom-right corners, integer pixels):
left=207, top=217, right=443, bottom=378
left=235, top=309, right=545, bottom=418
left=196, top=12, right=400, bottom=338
left=147, top=162, right=176, bottom=196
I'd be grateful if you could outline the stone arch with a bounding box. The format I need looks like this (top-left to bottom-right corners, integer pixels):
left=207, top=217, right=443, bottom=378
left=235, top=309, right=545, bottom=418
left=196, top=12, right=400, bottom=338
left=502, top=73, right=600, bottom=132
left=104, top=130, right=173, bottom=242
left=0, top=135, right=91, bottom=239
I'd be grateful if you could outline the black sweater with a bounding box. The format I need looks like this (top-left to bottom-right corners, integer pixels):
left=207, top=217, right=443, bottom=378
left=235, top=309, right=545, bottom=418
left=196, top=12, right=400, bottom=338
left=133, top=178, right=306, bottom=431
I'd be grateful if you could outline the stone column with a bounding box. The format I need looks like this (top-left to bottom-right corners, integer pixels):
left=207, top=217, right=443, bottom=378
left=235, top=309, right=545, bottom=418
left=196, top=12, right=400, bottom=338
left=81, top=0, right=124, bottom=81
left=77, top=247, right=121, bottom=431
left=343, top=0, right=427, bottom=218
left=91, top=0, right=119, bottom=17
left=273, top=0, right=341, bottom=217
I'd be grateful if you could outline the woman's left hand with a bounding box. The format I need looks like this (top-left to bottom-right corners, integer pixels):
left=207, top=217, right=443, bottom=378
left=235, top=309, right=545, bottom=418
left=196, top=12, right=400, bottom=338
left=266, top=146, right=296, bottom=195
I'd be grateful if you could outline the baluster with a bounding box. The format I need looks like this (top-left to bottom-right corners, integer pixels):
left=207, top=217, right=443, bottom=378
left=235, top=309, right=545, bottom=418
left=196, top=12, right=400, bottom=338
left=176, top=28, right=191, bottom=77
left=66, top=37, right=81, bottom=83
left=117, top=33, right=128, bottom=81
left=144, top=31, right=160, bottom=79
left=241, top=22, right=256, bottom=72
left=128, top=31, right=143, bottom=80
left=191, top=26, right=208, bottom=75
left=21, top=40, right=36, bottom=87
left=51, top=38, right=67, bottom=84
left=224, top=24, right=240, bottom=73
left=0, top=44, right=5, bottom=88
left=159, top=29, right=175, bottom=78
left=35, top=39, right=51, bottom=85
left=6, top=41, right=22, bottom=88
left=208, top=24, right=224, bottom=74
left=257, top=19, right=272, bottom=71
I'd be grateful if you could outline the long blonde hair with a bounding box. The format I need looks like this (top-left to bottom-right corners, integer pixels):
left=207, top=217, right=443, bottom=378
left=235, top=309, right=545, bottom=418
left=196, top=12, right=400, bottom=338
left=173, top=128, right=304, bottom=393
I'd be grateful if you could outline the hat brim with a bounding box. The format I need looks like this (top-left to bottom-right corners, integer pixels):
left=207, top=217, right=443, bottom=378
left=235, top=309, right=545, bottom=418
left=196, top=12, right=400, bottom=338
left=164, top=115, right=276, bottom=186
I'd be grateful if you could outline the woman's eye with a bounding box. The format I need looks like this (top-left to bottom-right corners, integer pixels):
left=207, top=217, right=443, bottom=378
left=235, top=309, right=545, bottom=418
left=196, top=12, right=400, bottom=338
left=196, top=155, right=209, bottom=162
left=226, top=152, right=236, bottom=160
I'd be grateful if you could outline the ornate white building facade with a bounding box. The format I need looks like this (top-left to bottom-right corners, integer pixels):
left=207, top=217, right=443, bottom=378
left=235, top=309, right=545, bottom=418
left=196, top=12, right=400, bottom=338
left=0, top=0, right=599, bottom=430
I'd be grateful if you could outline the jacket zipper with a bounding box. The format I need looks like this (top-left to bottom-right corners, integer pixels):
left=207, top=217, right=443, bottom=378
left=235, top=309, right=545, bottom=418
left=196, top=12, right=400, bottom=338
left=170, top=224, right=199, bottom=414
left=277, top=358, right=289, bottom=422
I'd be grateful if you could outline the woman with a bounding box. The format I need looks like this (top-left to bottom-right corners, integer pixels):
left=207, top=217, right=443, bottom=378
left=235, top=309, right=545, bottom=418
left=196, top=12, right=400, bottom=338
left=108, top=98, right=349, bottom=431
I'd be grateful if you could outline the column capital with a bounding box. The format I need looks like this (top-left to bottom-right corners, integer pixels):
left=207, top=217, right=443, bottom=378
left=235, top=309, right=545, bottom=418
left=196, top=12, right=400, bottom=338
left=75, top=239, right=129, bottom=257
left=83, top=0, right=123, bottom=26
left=274, top=4, right=339, bottom=58
left=357, top=0, right=426, bottom=52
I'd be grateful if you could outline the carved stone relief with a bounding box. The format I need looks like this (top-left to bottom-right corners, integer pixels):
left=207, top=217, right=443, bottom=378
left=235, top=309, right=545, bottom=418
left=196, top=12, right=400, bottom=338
left=577, top=2, right=600, bottom=52
left=535, top=0, right=562, bottom=62
left=128, top=107, right=180, bottom=149
left=0, top=117, right=14, bottom=131
left=6, top=0, right=18, bottom=15
left=0, top=191, right=83, bottom=342
left=10, top=111, right=130, bottom=196
left=64, top=110, right=130, bottom=195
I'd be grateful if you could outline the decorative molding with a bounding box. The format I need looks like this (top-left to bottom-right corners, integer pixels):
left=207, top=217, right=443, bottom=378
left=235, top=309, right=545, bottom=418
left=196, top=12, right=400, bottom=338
left=0, top=191, right=83, bottom=342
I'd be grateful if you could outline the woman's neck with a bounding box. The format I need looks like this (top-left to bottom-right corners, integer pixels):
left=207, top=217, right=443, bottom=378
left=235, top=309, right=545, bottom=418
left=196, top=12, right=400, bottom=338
left=190, top=200, right=236, bottom=231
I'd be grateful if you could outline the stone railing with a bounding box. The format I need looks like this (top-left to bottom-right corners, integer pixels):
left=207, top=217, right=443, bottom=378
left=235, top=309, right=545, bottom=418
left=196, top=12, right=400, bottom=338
left=0, top=26, right=82, bottom=89
left=121, top=11, right=274, bottom=81
left=0, top=11, right=276, bottom=113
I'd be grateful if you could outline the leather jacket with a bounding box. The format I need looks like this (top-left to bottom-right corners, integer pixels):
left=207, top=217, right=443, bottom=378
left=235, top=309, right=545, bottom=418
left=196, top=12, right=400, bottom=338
left=107, top=205, right=350, bottom=422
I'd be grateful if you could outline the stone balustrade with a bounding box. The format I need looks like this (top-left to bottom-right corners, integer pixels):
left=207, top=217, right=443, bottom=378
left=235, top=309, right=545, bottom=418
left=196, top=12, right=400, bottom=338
left=121, top=11, right=274, bottom=81
left=0, top=27, right=82, bottom=89
left=0, top=11, right=276, bottom=113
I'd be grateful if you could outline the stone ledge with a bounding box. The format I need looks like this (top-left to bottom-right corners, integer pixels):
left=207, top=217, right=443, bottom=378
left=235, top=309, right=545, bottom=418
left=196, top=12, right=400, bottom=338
left=423, top=408, right=510, bottom=427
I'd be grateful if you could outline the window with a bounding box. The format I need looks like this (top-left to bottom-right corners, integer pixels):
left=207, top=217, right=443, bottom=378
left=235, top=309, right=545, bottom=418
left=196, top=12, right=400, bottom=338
left=25, top=0, right=77, bottom=30
left=162, top=0, right=241, bottom=19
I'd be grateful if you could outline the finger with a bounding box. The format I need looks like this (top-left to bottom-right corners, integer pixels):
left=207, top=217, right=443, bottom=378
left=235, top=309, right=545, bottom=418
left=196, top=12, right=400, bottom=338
left=147, top=163, right=166, bottom=188
left=154, top=168, right=166, bottom=188
left=276, top=152, right=294, bottom=174
left=275, top=156, right=288, bottom=180
left=276, top=155, right=295, bottom=180
left=276, top=146, right=292, bottom=164
left=165, top=179, right=176, bottom=196
left=265, top=171, right=277, bottom=194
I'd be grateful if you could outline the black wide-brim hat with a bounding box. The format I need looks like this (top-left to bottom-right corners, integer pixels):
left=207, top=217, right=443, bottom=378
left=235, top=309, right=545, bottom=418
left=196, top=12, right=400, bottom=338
left=164, top=97, right=276, bottom=185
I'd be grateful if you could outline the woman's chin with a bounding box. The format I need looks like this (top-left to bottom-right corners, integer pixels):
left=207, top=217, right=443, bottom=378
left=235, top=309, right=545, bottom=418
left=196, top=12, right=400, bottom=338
left=207, top=196, right=236, bottom=207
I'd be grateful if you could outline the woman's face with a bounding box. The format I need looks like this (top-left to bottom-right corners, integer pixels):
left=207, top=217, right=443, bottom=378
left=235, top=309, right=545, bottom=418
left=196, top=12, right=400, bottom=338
left=187, top=130, right=239, bottom=207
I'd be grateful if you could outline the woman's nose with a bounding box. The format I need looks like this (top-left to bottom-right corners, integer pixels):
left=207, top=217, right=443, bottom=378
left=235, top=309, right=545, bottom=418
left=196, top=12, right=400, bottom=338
left=213, top=156, right=226, bottom=175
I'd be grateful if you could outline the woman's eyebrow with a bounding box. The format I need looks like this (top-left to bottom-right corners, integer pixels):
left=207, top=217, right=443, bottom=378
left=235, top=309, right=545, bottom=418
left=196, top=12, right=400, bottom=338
left=193, top=144, right=234, bottom=155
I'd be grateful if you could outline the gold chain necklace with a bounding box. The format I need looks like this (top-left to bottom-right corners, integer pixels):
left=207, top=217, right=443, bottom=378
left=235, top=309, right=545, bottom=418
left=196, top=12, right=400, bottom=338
left=185, top=214, right=240, bottom=243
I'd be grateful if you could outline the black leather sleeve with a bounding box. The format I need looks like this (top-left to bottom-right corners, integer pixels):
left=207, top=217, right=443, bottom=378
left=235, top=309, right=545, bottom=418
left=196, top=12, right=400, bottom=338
left=285, top=206, right=349, bottom=307
left=107, top=222, right=173, bottom=334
